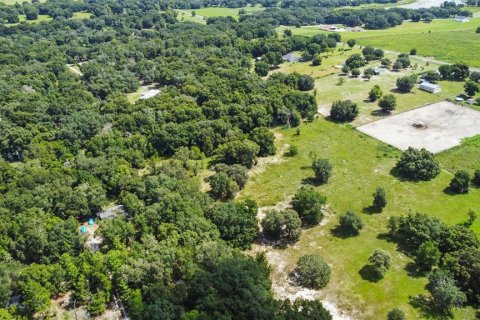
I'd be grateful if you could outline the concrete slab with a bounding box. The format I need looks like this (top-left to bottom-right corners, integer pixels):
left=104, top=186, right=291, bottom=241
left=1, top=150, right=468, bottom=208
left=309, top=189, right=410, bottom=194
left=357, top=101, right=480, bottom=153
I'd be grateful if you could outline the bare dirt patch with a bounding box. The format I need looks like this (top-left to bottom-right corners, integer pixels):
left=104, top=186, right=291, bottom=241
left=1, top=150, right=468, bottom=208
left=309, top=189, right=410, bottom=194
left=357, top=101, right=480, bottom=153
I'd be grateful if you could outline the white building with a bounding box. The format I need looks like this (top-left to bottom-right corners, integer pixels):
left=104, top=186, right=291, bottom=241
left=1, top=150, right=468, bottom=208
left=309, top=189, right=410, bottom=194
left=420, top=81, right=441, bottom=93
left=454, top=15, right=470, bottom=23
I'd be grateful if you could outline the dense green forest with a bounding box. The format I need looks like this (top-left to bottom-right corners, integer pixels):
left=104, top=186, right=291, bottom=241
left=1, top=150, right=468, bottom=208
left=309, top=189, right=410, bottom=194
left=0, top=0, right=479, bottom=319
left=0, top=0, right=335, bottom=318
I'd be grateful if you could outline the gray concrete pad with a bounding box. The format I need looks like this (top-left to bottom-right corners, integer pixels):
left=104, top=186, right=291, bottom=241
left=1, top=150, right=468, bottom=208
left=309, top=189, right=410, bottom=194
left=357, top=101, right=480, bottom=153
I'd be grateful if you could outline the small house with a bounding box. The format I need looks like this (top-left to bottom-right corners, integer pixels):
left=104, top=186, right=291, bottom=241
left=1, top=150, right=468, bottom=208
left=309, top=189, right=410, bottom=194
left=140, top=89, right=160, bottom=100
left=454, top=15, right=470, bottom=23
left=282, top=52, right=301, bottom=63
left=372, top=67, right=384, bottom=75
left=419, top=81, right=441, bottom=93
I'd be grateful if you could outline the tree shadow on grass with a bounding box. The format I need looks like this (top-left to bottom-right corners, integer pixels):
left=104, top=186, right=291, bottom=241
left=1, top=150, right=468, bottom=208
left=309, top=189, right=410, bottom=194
left=330, top=225, right=359, bottom=239
left=362, top=205, right=381, bottom=214
left=301, top=176, right=324, bottom=187
left=409, top=295, right=454, bottom=320
left=404, top=262, right=428, bottom=278
left=358, top=265, right=382, bottom=283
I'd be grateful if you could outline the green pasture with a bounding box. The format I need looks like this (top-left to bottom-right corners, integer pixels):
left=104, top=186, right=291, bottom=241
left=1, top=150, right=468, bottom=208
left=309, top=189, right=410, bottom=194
left=278, top=16, right=480, bottom=67
left=273, top=48, right=467, bottom=126
left=240, top=119, right=480, bottom=319
left=6, top=11, right=91, bottom=26
left=187, top=5, right=265, bottom=20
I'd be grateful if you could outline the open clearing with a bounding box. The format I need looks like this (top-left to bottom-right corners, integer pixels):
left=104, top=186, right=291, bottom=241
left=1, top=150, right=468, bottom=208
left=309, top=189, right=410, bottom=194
left=240, top=119, right=480, bottom=319
left=186, top=5, right=264, bottom=20
left=357, top=101, right=480, bottom=153
left=277, top=16, right=480, bottom=67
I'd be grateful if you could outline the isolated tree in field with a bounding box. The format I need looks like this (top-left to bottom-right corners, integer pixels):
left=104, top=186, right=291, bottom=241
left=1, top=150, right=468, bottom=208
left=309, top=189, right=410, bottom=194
left=363, top=67, right=375, bottom=79
left=291, top=186, right=327, bottom=225
left=345, top=54, right=365, bottom=69
left=312, top=54, right=322, bottom=66
left=477, top=26, right=480, bottom=33
left=410, top=48, right=417, bottom=55
left=422, top=70, right=441, bottom=83
left=295, top=254, right=331, bottom=289
left=378, top=94, right=397, bottom=113
left=261, top=209, right=302, bottom=243
left=284, top=29, right=292, bottom=36
left=255, top=61, right=269, bottom=76
left=287, top=144, right=298, bottom=157
left=351, top=68, right=361, bottom=78
left=250, top=127, right=276, bottom=157
left=392, top=60, right=403, bottom=71
left=394, top=147, right=440, bottom=181
left=449, top=170, right=470, bottom=194
left=368, top=249, right=391, bottom=278
left=347, top=39, right=356, bottom=48
left=464, top=81, right=479, bottom=97
left=339, top=211, right=363, bottom=235
left=415, top=241, right=440, bottom=271
left=368, top=85, right=383, bottom=102
left=473, top=169, right=480, bottom=186
left=387, top=308, right=406, bottom=320
left=427, top=269, right=466, bottom=314
left=467, top=209, right=477, bottom=226
left=330, top=100, right=358, bottom=122
left=381, top=58, right=392, bottom=67
left=341, top=65, right=350, bottom=75
left=396, top=74, right=417, bottom=93
left=312, top=158, right=332, bottom=184
left=372, top=187, right=387, bottom=211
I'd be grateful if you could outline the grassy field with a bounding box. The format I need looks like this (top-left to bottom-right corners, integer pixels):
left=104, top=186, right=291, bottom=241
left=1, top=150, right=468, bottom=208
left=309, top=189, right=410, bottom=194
left=239, top=42, right=480, bottom=319
left=186, top=5, right=264, bottom=20
left=240, top=119, right=479, bottom=319
left=273, top=48, right=468, bottom=126
left=6, top=12, right=91, bottom=26
left=278, top=16, right=480, bottom=67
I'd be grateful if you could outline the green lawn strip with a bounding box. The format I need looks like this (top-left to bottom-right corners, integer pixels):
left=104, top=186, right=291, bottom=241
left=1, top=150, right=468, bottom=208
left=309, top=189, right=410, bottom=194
left=277, top=17, right=480, bottom=67
left=186, top=5, right=264, bottom=20
left=240, top=119, right=479, bottom=318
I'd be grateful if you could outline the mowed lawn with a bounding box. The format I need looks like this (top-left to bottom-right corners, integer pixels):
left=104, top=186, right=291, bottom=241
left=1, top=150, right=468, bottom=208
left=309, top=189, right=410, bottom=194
left=240, top=119, right=480, bottom=319
left=277, top=16, right=480, bottom=67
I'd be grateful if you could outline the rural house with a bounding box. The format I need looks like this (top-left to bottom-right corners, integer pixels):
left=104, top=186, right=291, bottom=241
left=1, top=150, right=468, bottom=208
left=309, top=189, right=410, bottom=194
left=420, top=81, right=441, bottom=93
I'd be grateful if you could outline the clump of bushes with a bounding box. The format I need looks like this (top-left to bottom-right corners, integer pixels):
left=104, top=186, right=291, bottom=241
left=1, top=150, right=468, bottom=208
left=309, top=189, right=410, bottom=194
left=330, top=100, right=358, bottom=122
left=394, top=147, right=440, bottom=181
left=294, top=254, right=331, bottom=289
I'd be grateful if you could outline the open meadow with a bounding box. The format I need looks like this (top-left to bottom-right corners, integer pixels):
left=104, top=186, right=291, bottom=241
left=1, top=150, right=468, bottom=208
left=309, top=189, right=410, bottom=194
left=186, top=5, right=264, bottom=20
left=239, top=118, right=480, bottom=319
left=237, top=36, right=480, bottom=319
left=278, top=15, right=480, bottom=67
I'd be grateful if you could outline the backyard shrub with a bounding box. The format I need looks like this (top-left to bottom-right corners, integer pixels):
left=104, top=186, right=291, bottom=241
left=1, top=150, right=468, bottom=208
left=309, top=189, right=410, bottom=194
left=312, top=158, right=332, bottom=184
left=378, top=94, right=397, bottom=113
left=291, top=186, right=326, bottom=225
